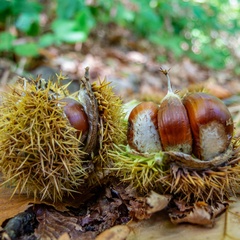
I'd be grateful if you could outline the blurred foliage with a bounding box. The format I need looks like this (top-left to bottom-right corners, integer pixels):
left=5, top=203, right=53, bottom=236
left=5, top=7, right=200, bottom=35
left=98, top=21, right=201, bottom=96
left=0, top=0, right=240, bottom=71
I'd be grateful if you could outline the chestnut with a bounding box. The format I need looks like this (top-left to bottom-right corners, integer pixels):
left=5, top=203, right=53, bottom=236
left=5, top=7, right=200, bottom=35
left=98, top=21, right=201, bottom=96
left=127, top=102, right=162, bottom=153
left=158, top=72, right=192, bottom=154
left=62, top=98, right=89, bottom=142
left=127, top=69, right=234, bottom=161
left=183, top=92, right=233, bottom=160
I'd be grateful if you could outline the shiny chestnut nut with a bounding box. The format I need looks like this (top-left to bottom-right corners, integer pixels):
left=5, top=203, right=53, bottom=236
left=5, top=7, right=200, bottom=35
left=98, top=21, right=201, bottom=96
left=127, top=69, right=234, bottom=161
left=158, top=72, right=192, bottom=154
left=127, top=102, right=162, bottom=153
left=183, top=92, right=233, bottom=160
left=62, top=98, right=89, bottom=142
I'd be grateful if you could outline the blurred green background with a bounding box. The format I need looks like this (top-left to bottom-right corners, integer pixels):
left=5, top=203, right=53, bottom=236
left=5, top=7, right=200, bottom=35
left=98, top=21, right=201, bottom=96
left=0, top=0, right=240, bottom=72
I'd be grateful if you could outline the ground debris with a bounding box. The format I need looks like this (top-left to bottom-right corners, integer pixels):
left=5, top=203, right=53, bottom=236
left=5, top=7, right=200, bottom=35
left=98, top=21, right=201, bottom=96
left=0, top=181, right=151, bottom=239
left=0, top=209, right=36, bottom=240
left=169, top=200, right=228, bottom=226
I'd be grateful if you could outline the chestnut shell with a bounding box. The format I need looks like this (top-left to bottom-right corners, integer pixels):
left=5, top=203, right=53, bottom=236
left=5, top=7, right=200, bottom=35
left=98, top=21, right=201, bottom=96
left=158, top=93, right=192, bottom=154
left=183, top=92, right=234, bottom=160
left=128, top=102, right=162, bottom=153
left=62, top=98, right=89, bottom=141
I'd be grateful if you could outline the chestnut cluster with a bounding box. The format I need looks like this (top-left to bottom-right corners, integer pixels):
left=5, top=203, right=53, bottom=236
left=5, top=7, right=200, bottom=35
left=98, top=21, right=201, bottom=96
left=111, top=68, right=240, bottom=216
left=127, top=69, right=234, bottom=161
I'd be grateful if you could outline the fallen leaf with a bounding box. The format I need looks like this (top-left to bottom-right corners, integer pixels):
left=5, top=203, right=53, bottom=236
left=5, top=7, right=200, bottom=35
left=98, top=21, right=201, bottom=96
left=58, top=232, right=71, bottom=240
left=95, top=225, right=131, bottom=240
left=205, top=81, right=232, bottom=99
left=0, top=186, right=35, bottom=226
left=35, top=205, right=82, bottom=240
left=224, top=199, right=240, bottom=239
left=0, top=174, right=96, bottom=223
left=0, top=184, right=82, bottom=226
left=169, top=202, right=227, bottom=226
left=127, top=197, right=240, bottom=240
left=146, top=191, right=171, bottom=214
left=127, top=211, right=225, bottom=240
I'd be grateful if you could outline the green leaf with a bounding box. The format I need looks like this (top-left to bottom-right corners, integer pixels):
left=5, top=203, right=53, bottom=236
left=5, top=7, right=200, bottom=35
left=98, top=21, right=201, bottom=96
left=52, top=19, right=87, bottom=43
left=52, top=19, right=74, bottom=39
left=15, top=12, right=39, bottom=35
left=56, top=0, right=83, bottom=19
left=0, top=0, right=12, bottom=12
left=133, top=3, right=162, bottom=36
left=13, top=42, right=39, bottom=57
left=38, top=33, right=56, bottom=47
left=0, top=32, right=15, bottom=51
left=27, top=21, right=40, bottom=36
left=11, top=1, right=42, bottom=15
left=115, top=3, right=134, bottom=25
left=75, top=8, right=95, bottom=34
left=150, top=34, right=184, bottom=58
left=60, top=31, right=87, bottom=43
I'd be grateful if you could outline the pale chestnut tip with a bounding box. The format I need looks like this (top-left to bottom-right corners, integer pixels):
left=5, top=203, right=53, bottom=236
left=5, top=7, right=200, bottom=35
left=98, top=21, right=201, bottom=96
left=127, top=102, right=162, bottom=153
left=183, top=92, right=234, bottom=160
left=62, top=98, right=89, bottom=141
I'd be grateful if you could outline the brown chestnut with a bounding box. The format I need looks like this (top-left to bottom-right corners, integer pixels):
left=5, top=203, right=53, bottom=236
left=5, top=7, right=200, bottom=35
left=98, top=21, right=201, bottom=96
left=158, top=72, right=192, bottom=154
left=62, top=98, right=89, bottom=142
left=127, top=102, right=162, bottom=153
left=183, top=92, right=233, bottom=160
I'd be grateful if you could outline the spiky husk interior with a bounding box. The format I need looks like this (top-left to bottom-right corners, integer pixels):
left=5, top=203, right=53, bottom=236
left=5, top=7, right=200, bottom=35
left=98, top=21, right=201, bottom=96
left=112, top=142, right=240, bottom=203
left=110, top=145, right=166, bottom=194
left=161, top=140, right=240, bottom=203
left=87, top=80, right=126, bottom=185
left=160, top=158, right=240, bottom=203
left=0, top=77, right=88, bottom=201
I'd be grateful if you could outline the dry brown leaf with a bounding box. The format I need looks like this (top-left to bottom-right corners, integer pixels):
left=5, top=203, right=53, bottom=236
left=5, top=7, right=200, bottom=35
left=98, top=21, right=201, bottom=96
left=2, top=176, right=240, bottom=240
left=0, top=184, right=80, bottom=226
left=95, top=225, right=131, bottom=240
left=127, top=212, right=225, bottom=240
left=169, top=202, right=227, bottom=226
left=0, top=187, right=35, bottom=226
left=35, top=205, right=82, bottom=240
left=58, top=232, right=71, bottom=240
left=146, top=192, right=171, bottom=214
left=224, top=199, right=240, bottom=240
left=126, top=197, right=240, bottom=240
left=204, top=81, right=232, bottom=99
left=0, top=175, right=94, bottom=226
left=33, top=185, right=134, bottom=240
